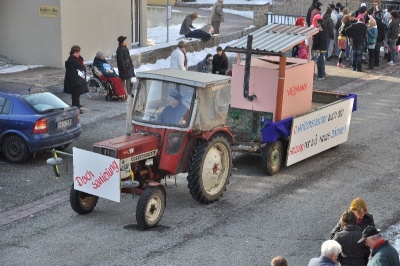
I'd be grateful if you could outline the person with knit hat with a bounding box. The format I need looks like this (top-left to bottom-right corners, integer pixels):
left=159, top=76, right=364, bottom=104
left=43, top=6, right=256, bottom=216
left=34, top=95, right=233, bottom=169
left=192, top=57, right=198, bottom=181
left=116, top=35, right=135, bottom=92
left=359, top=226, right=400, bottom=266
left=197, top=53, right=213, bottom=73
left=63, top=45, right=88, bottom=114
left=156, top=89, right=189, bottom=125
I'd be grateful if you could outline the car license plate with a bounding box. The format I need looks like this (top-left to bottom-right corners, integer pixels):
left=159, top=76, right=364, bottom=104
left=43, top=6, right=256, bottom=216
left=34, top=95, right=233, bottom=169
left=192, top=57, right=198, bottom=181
left=57, top=119, right=72, bottom=129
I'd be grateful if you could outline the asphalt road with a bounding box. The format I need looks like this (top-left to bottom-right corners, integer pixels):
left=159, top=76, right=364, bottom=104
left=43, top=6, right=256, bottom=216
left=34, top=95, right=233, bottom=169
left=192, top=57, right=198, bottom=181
left=1, top=64, right=400, bottom=265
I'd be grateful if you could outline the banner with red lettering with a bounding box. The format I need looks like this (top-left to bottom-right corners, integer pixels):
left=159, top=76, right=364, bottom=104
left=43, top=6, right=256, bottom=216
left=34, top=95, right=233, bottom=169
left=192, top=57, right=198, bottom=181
left=73, top=148, right=121, bottom=202
left=286, top=98, right=354, bottom=166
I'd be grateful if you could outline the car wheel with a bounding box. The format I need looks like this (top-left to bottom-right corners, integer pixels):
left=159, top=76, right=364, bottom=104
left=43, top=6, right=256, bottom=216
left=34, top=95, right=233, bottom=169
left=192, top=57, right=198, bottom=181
left=2, top=135, right=31, bottom=163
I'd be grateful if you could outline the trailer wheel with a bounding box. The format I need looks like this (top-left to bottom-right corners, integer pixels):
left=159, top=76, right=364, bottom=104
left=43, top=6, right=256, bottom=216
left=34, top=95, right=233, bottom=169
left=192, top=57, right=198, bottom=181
left=136, top=187, right=165, bottom=229
left=187, top=134, right=232, bottom=204
left=70, top=184, right=99, bottom=214
left=261, top=140, right=284, bottom=176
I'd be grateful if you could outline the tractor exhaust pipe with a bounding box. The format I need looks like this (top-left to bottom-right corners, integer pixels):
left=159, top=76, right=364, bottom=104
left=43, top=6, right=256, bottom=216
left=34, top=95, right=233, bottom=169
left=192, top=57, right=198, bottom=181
left=243, top=34, right=256, bottom=102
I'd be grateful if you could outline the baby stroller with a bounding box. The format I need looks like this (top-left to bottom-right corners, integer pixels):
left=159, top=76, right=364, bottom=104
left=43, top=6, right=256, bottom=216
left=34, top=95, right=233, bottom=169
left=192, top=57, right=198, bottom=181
left=87, top=65, right=126, bottom=101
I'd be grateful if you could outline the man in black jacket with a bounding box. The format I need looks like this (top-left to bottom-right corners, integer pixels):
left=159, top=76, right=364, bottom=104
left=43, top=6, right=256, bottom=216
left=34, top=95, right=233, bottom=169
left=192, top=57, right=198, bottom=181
left=374, top=11, right=386, bottom=66
left=312, top=19, right=327, bottom=80
left=345, top=17, right=367, bottom=71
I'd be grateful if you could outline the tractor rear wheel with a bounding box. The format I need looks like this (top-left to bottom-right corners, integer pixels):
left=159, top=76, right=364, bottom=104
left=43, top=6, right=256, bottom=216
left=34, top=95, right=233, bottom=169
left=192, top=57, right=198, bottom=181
left=187, top=134, right=232, bottom=204
left=136, top=187, right=165, bottom=229
left=261, top=140, right=284, bottom=176
left=70, top=184, right=99, bottom=214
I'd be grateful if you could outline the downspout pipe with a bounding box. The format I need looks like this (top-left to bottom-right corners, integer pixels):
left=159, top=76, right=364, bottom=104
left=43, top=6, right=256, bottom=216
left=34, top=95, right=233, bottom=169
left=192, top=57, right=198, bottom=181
left=243, top=34, right=257, bottom=102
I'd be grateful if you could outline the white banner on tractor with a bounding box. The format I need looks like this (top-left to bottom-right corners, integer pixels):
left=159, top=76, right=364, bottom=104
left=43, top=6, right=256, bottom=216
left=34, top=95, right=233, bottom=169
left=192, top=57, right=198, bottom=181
left=73, top=148, right=121, bottom=202
left=286, top=98, right=354, bottom=166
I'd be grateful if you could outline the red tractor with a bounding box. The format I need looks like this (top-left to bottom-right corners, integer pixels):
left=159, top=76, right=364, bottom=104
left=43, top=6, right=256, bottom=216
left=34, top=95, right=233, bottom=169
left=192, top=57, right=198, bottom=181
left=69, top=70, right=234, bottom=228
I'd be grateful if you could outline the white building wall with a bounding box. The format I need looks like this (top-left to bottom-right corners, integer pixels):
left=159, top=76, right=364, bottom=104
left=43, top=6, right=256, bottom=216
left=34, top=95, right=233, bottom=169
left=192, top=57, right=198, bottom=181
left=0, top=0, right=133, bottom=68
left=0, top=0, right=62, bottom=67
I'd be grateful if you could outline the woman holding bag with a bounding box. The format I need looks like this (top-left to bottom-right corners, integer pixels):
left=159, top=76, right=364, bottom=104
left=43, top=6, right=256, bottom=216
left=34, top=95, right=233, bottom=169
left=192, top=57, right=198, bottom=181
left=64, top=45, right=88, bottom=114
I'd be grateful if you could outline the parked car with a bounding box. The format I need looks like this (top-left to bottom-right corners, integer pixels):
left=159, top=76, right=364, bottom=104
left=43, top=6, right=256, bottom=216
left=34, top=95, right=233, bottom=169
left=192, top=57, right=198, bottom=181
left=0, top=82, right=82, bottom=163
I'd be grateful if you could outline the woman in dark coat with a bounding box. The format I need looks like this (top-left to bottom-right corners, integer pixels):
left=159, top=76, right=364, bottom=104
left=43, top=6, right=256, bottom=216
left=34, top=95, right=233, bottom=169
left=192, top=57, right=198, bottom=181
left=116, top=36, right=135, bottom=91
left=212, top=46, right=228, bottom=75
left=64, top=45, right=88, bottom=114
left=333, top=210, right=369, bottom=266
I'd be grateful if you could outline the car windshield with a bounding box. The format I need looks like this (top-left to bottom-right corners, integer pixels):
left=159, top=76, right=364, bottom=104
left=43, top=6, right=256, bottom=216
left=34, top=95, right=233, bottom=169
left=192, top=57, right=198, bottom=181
left=22, top=92, right=69, bottom=113
left=133, top=79, right=195, bottom=127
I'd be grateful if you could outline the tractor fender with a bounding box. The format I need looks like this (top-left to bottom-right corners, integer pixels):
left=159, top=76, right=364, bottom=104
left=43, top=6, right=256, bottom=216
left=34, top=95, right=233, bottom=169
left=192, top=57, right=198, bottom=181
left=201, top=127, right=234, bottom=143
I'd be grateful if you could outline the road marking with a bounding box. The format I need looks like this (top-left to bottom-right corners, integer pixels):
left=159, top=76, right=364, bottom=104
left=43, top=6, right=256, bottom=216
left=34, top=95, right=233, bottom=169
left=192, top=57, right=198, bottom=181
left=0, top=189, right=69, bottom=227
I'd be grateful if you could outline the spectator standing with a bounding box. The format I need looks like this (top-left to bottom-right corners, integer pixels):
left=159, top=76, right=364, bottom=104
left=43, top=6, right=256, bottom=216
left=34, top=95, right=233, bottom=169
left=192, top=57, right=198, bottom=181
left=270, top=256, right=288, bottom=266
left=345, top=12, right=357, bottom=65
left=310, top=2, right=323, bottom=27
left=383, top=6, right=396, bottom=59
left=170, top=41, right=188, bottom=70
left=116, top=36, right=135, bottom=92
left=358, top=226, right=400, bottom=266
left=330, top=197, right=375, bottom=239
left=375, top=11, right=385, bottom=66
left=337, top=14, right=350, bottom=68
left=346, top=17, right=367, bottom=71
left=212, top=46, right=228, bottom=75
left=387, top=10, right=399, bottom=66
left=323, top=7, right=335, bottom=60
left=308, top=240, right=342, bottom=266
left=211, top=0, right=224, bottom=35
left=197, top=54, right=213, bottom=73
left=179, top=12, right=198, bottom=36
left=306, top=0, right=319, bottom=27
left=334, top=5, right=344, bottom=58
left=312, top=19, right=327, bottom=80
left=367, top=18, right=378, bottom=70
left=64, top=45, right=88, bottom=114
left=333, top=210, right=369, bottom=266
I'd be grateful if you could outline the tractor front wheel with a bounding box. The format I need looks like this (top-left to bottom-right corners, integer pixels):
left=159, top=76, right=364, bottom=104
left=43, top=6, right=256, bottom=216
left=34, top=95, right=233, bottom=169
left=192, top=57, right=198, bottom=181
left=136, top=187, right=166, bottom=229
left=70, top=184, right=99, bottom=214
left=187, top=134, right=232, bottom=204
left=261, top=140, right=284, bottom=176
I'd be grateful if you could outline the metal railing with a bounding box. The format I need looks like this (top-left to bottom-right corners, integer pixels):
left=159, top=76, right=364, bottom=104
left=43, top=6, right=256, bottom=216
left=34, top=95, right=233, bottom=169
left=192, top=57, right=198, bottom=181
left=266, top=13, right=305, bottom=26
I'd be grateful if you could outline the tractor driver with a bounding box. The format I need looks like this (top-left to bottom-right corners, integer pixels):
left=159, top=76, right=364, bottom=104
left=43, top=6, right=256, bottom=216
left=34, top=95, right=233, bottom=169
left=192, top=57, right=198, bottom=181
left=157, top=90, right=189, bottom=125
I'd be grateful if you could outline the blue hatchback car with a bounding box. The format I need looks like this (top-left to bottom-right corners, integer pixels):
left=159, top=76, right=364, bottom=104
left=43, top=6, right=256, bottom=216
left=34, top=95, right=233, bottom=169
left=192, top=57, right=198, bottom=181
left=0, top=82, right=82, bottom=163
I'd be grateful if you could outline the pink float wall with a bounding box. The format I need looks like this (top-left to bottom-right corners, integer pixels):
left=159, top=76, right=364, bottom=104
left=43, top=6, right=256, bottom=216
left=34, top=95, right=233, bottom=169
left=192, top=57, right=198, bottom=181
left=231, top=56, right=314, bottom=121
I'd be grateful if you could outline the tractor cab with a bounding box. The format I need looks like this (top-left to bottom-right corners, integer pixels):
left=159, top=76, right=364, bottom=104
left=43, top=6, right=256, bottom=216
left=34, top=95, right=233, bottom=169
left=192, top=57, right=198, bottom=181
left=133, top=69, right=231, bottom=131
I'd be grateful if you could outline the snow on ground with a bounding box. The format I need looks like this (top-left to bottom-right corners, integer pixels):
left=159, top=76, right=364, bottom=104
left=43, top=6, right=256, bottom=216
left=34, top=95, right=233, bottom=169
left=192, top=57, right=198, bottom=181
left=201, top=7, right=254, bottom=19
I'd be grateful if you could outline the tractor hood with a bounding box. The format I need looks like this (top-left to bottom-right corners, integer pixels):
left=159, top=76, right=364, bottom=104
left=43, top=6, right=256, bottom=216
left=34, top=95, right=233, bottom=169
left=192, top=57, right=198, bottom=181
left=92, top=134, right=159, bottom=161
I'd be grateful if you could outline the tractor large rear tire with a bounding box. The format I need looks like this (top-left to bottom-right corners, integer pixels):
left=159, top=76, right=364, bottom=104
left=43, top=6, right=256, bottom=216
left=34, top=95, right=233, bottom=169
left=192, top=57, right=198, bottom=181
left=261, top=140, right=284, bottom=176
left=187, top=134, right=232, bottom=204
left=136, top=187, right=165, bottom=229
left=70, top=184, right=99, bottom=215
